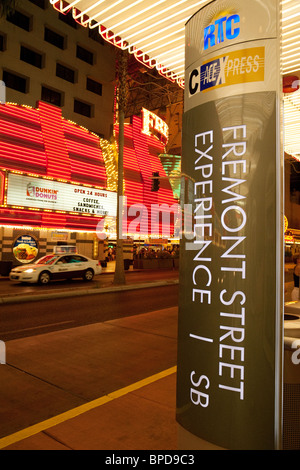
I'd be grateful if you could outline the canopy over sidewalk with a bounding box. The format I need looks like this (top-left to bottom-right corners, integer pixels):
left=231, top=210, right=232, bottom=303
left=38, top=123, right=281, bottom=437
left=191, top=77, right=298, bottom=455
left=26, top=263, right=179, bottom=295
left=50, top=0, right=300, bottom=160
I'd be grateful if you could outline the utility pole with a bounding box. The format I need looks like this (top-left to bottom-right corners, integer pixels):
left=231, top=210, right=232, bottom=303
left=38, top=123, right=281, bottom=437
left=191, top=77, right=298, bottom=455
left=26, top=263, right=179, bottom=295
left=113, top=50, right=128, bottom=285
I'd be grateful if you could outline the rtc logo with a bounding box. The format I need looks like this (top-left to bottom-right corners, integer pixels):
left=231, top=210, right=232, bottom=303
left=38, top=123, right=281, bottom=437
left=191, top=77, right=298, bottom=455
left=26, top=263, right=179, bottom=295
left=204, top=14, right=240, bottom=50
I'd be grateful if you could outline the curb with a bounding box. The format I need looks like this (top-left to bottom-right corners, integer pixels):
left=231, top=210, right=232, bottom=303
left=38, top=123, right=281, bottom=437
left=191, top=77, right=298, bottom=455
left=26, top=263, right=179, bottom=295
left=0, top=279, right=179, bottom=304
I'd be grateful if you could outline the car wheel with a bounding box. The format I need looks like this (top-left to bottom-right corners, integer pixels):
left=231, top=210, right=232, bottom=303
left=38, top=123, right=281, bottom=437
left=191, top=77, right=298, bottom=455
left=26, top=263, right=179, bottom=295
left=38, top=271, right=51, bottom=285
left=83, top=268, right=94, bottom=281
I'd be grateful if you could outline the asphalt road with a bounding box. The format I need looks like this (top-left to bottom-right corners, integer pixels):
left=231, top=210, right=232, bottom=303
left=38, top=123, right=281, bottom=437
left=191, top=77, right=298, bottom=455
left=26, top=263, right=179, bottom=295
left=0, top=279, right=179, bottom=441
left=0, top=268, right=179, bottom=297
left=0, top=283, right=179, bottom=341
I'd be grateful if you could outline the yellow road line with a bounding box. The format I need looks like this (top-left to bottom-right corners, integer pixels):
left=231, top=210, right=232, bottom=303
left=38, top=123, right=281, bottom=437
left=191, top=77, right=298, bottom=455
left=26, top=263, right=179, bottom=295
left=0, top=366, right=177, bottom=449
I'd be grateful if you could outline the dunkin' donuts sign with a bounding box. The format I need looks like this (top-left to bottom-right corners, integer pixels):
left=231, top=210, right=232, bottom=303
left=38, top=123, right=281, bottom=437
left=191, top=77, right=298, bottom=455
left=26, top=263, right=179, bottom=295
left=6, top=173, right=117, bottom=217
left=26, top=182, right=58, bottom=200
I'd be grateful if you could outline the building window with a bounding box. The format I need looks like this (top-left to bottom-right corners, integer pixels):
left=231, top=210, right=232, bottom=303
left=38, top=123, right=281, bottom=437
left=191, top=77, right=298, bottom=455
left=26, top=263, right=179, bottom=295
left=44, top=27, right=65, bottom=49
left=76, top=45, right=94, bottom=65
left=28, top=0, right=46, bottom=8
left=86, top=77, right=102, bottom=96
left=3, top=70, right=28, bottom=93
left=56, top=63, right=75, bottom=83
left=88, top=27, right=104, bottom=45
left=74, top=99, right=92, bottom=118
left=20, top=46, right=43, bottom=69
left=58, top=11, right=77, bottom=29
left=41, top=86, right=62, bottom=107
left=0, top=33, right=6, bottom=52
left=7, top=10, right=31, bottom=31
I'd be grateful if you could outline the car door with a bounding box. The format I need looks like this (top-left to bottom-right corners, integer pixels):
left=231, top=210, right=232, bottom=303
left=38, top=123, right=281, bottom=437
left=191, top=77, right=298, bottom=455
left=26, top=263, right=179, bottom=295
left=52, top=256, right=71, bottom=280
left=67, top=255, right=87, bottom=278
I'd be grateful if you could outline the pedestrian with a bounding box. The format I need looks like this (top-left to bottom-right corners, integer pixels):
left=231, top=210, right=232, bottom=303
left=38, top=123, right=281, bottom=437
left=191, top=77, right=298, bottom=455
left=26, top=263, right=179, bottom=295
left=291, top=256, right=300, bottom=301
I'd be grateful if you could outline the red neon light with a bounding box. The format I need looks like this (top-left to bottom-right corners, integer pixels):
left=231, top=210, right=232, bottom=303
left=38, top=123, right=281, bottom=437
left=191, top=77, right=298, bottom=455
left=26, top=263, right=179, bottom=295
left=52, top=1, right=71, bottom=13
left=0, top=103, right=39, bottom=123
left=115, top=123, right=144, bottom=212
left=42, top=212, right=66, bottom=228
left=0, top=104, right=47, bottom=173
left=38, top=101, right=71, bottom=180
left=0, top=101, right=110, bottom=230
left=0, top=171, right=5, bottom=204
left=62, top=121, right=107, bottom=184
left=0, top=101, right=178, bottom=233
left=99, top=25, right=129, bottom=50
left=117, top=115, right=178, bottom=236
left=73, top=8, right=89, bottom=26
left=0, top=103, right=108, bottom=187
left=133, top=50, right=156, bottom=69
left=0, top=146, right=47, bottom=167
left=0, top=206, right=102, bottom=231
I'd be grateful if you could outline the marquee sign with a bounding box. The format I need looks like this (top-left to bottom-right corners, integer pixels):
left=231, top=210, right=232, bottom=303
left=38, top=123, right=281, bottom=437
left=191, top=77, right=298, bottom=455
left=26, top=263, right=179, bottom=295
left=5, top=172, right=117, bottom=218
left=0, top=101, right=176, bottom=232
left=177, top=0, right=282, bottom=450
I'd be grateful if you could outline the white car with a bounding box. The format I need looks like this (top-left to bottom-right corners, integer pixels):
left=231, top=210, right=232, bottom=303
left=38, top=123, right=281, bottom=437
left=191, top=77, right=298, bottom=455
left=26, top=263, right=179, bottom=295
left=9, top=253, right=102, bottom=284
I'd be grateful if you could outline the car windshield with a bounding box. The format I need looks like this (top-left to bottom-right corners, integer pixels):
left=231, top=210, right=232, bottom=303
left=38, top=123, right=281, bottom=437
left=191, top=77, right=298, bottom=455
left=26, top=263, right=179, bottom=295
left=35, top=255, right=59, bottom=265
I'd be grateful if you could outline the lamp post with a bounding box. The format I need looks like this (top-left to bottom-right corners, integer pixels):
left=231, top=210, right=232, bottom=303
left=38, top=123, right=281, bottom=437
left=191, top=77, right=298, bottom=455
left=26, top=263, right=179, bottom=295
left=113, top=50, right=128, bottom=285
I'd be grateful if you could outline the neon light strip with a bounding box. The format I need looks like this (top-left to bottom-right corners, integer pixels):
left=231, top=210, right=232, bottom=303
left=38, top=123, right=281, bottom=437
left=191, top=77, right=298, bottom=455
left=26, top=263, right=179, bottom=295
left=100, top=0, right=148, bottom=25
left=0, top=99, right=178, bottom=233
left=0, top=147, right=46, bottom=166
left=100, top=0, right=193, bottom=36
left=38, top=102, right=71, bottom=180
left=50, top=0, right=81, bottom=13
left=72, top=0, right=107, bottom=18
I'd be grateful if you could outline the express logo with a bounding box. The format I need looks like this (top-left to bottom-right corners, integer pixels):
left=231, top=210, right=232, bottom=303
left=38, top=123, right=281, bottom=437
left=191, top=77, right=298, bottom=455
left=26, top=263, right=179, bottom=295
left=189, top=46, right=265, bottom=97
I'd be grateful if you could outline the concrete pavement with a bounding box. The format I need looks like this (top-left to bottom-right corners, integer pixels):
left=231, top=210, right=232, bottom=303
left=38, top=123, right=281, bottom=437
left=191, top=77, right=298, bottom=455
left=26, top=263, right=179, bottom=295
left=1, top=264, right=297, bottom=451
left=0, top=263, right=297, bottom=451
left=0, top=264, right=180, bottom=450
left=0, top=367, right=178, bottom=450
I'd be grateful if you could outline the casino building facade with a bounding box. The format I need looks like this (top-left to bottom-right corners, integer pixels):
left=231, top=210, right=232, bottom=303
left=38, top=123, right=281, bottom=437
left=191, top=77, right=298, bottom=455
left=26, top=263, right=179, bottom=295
left=0, top=101, right=178, bottom=267
left=0, top=0, right=179, bottom=268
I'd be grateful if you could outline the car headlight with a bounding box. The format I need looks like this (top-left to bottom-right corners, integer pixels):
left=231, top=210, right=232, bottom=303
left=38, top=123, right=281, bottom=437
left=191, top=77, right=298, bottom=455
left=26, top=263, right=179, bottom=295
left=24, top=268, right=36, bottom=273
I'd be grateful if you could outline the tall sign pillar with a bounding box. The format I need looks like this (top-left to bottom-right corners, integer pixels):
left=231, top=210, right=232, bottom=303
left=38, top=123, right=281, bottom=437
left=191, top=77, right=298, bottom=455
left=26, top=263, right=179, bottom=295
left=177, top=0, right=283, bottom=450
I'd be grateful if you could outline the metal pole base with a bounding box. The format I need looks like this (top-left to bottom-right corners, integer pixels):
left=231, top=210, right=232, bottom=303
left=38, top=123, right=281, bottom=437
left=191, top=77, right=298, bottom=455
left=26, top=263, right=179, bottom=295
left=177, top=425, right=225, bottom=450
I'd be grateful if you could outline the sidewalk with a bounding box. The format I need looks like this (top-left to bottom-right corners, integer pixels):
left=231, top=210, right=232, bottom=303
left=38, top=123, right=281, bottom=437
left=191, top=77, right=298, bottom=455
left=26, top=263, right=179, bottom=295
left=0, top=368, right=178, bottom=450
left=0, top=266, right=180, bottom=450
left=0, top=263, right=297, bottom=451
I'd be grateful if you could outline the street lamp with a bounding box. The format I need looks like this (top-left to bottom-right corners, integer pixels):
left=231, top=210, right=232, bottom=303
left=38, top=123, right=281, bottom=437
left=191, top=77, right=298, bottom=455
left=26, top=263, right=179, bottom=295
left=113, top=49, right=128, bottom=285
